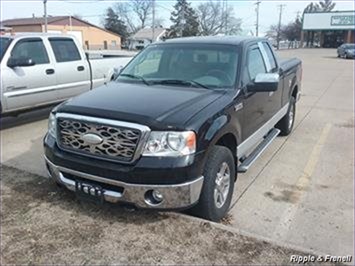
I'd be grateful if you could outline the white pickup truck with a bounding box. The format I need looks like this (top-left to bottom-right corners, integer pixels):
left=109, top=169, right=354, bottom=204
left=0, top=34, right=132, bottom=115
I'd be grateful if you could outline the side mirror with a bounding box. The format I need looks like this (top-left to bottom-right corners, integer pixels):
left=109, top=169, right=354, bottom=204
left=7, top=57, right=35, bottom=68
left=113, top=66, right=123, bottom=80
left=249, top=73, right=279, bottom=92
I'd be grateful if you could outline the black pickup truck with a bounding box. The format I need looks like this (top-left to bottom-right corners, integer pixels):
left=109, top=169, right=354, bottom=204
left=44, top=36, right=302, bottom=221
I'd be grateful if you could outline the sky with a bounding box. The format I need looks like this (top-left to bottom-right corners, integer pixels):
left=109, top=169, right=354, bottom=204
left=1, top=0, right=354, bottom=35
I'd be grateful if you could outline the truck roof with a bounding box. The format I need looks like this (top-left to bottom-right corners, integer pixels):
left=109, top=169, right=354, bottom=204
left=162, top=36, right=267, bottom=46
left=0, top=33, right=75, bottom=40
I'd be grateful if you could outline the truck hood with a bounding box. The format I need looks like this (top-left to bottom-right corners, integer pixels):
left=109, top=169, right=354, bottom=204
left=57, top=81, right=225, bottom=129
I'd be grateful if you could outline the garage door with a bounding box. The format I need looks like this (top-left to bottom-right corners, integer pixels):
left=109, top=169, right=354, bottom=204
left=67, top=31, right=83, bottom=47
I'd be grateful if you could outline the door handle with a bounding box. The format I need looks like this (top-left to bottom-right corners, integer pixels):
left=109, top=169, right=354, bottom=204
left=46, top=69, right=55, bottom=75
left=77, top=66, right=85, bottom=71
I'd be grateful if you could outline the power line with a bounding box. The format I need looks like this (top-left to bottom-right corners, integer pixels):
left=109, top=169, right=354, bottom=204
left=155, top=3, right=173, bottom=12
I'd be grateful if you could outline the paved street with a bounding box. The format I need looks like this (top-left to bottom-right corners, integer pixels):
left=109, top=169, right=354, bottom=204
left=1, top=49, right=354, bottom=258
left=231, top=49, right=354, bottom=257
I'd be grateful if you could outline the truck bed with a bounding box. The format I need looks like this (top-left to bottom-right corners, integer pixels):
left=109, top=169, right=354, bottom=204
left=279, top=58, right=301, bottom=72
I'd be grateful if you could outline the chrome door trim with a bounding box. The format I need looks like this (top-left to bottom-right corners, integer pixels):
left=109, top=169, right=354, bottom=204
left=4, top=85, right=58, bottom=98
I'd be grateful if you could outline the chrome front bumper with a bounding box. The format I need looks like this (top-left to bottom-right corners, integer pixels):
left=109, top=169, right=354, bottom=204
left=45, top=157, right=204, bottom=209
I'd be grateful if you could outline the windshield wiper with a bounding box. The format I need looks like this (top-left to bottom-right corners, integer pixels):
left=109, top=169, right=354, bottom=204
left=152, top=79, right=211, bottom=90
left=119, top=73, right=150, bottom=86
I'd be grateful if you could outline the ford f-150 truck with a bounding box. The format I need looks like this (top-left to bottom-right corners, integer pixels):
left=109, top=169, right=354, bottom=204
left=44, top=36, right=302, bottom=221
left=0, top=34, right=132, bottom=115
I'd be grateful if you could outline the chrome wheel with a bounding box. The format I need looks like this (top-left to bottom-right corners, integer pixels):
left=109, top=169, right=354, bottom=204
left=288, top=103, right=295, bottom=130
left=214, top=162, right=230, bottom=209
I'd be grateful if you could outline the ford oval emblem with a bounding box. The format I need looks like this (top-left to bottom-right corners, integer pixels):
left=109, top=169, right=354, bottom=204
left=82, top=133, right=103, bottom=145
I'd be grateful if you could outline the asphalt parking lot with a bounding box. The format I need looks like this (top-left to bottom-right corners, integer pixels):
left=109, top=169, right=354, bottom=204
left=1, top=48, right=354, bottom=264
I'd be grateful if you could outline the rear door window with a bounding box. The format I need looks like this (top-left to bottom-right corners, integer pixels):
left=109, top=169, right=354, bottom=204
left=11, top=38, right=49, bottom=64
left=49, top=38, right=81, bottom=62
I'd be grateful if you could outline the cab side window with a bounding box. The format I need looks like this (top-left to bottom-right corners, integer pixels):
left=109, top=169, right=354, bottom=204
left=247, top=47, right=266, bottom=81
left=11, top=38, right=49, bottom=65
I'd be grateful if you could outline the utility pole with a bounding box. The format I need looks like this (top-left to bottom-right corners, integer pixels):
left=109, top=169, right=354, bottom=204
left=224, top=0, right=228, bottom=35
left=43, top=0, right=48, bottom=33
left=69, top=15, right=72, bottom=31
left=255, top=1, right=261, bottom=37
left=277, top=4, right=286, bottom=50
left=152, top=0, right=155, bottom=42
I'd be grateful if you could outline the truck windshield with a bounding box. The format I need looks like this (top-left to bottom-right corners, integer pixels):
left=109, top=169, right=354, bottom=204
left=118, top=43, right=239, bottom=89
left=0, top=37, right=12, bottom=62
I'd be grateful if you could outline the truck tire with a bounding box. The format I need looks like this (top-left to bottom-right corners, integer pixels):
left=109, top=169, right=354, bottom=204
left=276, top=96, right=296, bottom=136
left=191, top=146, right=235, bottom=222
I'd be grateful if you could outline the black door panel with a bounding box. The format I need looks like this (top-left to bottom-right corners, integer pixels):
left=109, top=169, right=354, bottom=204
left=241, top=44, right=269, bottom=140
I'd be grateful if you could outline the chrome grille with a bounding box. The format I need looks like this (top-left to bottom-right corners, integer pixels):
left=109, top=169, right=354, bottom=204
left=56, top=114, right=149, bottom=163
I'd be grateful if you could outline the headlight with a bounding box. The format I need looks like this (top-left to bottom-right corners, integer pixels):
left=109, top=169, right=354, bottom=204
left=143, top=131, right=196, bottom=156
left=48, top=113, right=57, bottom=138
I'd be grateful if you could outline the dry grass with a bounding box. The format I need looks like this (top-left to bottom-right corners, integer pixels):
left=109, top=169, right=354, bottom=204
left=1, top=165, right=332, bottom=265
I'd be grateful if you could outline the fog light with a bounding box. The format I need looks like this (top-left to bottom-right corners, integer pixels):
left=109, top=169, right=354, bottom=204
left=152, top=190, right=163, bottom=202
left=144, top=189, right=164, bottom=206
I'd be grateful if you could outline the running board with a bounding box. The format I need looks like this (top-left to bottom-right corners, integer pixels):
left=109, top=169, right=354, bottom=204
left=238, top=128, right=280, bottom=173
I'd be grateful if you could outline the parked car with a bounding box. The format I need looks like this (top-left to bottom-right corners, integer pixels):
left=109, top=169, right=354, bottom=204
left=44, top=36, right=302, bottom=221
left=337, top=43, right=355, bottom=59
left=0, top=34, right=132, bottom=115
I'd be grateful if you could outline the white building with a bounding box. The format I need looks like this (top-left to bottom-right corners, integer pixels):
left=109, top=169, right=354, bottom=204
left=302, top=11, right=354, bottom=48
left=129, top=28, right=167, bottom=50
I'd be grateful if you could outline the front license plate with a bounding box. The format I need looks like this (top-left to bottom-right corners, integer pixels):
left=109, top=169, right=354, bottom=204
left=75, top=180, right=104, bottom=203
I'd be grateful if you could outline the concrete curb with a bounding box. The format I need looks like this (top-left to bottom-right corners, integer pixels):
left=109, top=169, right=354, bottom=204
left=170, top=212, right=329, bottom=258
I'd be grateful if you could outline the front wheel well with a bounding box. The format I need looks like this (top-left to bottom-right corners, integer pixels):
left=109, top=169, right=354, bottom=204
left=292, top=85, right=298, bottom=99
left=215, top=133, right=237, bottom=164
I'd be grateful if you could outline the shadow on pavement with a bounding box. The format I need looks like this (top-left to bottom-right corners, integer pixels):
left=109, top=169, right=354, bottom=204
left=0, top=105, right=55, bottom=130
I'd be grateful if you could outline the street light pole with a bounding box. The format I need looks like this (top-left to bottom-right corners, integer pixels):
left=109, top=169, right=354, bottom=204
left=43, top=0, right=48, bottom=33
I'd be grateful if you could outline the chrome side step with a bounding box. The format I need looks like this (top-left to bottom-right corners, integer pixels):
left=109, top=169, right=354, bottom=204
left=238, top=128, right=280, bottom=173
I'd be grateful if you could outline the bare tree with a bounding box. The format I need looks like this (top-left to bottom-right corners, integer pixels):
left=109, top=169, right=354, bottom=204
left=115, top=3, right=138, bottom=33
left=266, top=24, right=282, bottom=41
left=131, top=0, right=153, bottom=29
left=197, top=0, right=241, bottom=36
left=154, top=17, right=165, bottom=28
left=318, top=0, right=336, bottom=11
left=73, top=13, right=83, bottom=20
left=113, top=0, right=152, bottom=33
